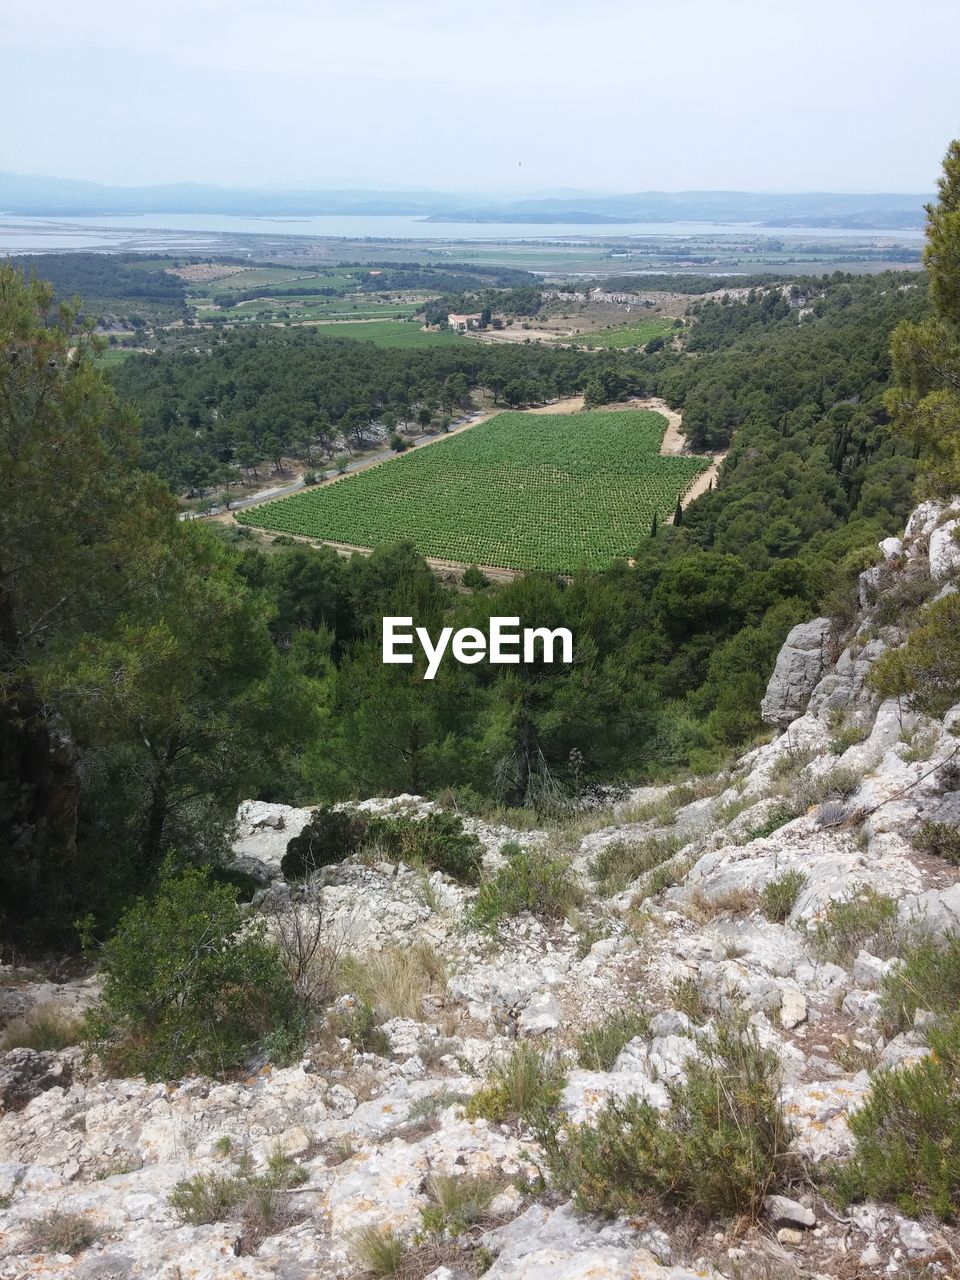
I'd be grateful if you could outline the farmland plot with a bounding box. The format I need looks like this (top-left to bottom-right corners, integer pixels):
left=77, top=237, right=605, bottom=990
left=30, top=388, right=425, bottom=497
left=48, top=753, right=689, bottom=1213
left=236, top=410, right=709, bottom=572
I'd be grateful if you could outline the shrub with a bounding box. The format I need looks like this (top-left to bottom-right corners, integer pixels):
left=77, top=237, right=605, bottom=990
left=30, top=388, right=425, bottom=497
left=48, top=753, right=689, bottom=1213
left=913, top=820, right=960, bottom=866
left=771, top=745, right=818, bottom=779
left=421, top=1170, right=504, bottom=1235
left=879, top=934, right=960, bottom=1034
left=366, top=812, right=483, bottom=884
left=801, top=766, right=863, bottom=806
left=462, top=565, right=489, bottom=590
left=577, top=1010, right=650, bottom=1072
left=283, top=808, right=482, bottom=886
left=281, top=806, right=371, bottom=880
left=869, top=593, right=960, bottom=717
left=350, top=1224, right=407, bottom=1277
left=337, top=942, right=447, bottom=1021
left=471, top=846, right=582, bottom=926
left=743, top=804, right=797, bottom=841
left=590, top=835, right=680, bottom=895
left=541, top=1020, right=790, bottom=1219
left=329, top=999, right=391, bottom=1056
left=169, top=1146, right=308, bottom=1227
left=0, top=1003, right=82, bottom=1051
left=302, top=469, right=319, bottom=485
left=810, top=888, right=901, bottom=966
left=83, top=867, right=305, bottom=1081
left=834, top=1016, right=960, bottom=1221
left=26, top=1210, right=96, bottom=1255
left=761, top=870, right=807, bottom=923
left=466, top=1042, right=565, bottom=1126
left=829, top=725, right=869, bottom=755
left=670, top=976, right=711, bottom=1024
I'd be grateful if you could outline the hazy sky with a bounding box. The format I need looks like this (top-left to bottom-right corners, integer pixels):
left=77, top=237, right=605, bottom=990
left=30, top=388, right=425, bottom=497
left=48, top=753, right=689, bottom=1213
left=3, top=0, right=958, bottom=193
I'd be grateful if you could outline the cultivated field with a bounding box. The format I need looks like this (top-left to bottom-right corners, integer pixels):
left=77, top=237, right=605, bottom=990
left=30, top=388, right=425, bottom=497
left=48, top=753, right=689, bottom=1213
left=236, top=409, right=710, bottom=572
left=567, top=318, right=675, bottom=348
left=311, top=319, right=464, bottom=347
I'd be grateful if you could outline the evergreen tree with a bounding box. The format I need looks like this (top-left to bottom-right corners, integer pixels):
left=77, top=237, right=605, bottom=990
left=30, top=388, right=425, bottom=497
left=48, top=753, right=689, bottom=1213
left=886, top=139, right=960, bottom=494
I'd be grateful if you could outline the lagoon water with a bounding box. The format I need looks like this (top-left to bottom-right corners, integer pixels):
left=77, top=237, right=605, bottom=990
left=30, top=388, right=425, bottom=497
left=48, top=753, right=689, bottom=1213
left=0, top=211, right=926, bottom=253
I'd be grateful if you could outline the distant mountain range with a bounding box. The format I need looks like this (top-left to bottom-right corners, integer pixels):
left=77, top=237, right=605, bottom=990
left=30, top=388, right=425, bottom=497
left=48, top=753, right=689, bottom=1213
left=0, top=172, right=930, bottom=230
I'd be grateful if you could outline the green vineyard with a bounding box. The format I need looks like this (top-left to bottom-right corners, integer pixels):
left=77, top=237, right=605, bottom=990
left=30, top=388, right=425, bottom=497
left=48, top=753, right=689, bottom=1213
left=236, top=409, right=710, bottom=573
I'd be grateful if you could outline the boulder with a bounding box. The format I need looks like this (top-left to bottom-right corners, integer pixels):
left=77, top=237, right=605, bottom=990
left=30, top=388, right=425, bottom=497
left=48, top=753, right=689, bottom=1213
left=929, top=518, right=960, bottom=582
left=764, top=1194, right=816, bottom=1228
left=760, top=619, right=832, bottom=727
left=0, top=1048, right=74, bottom=1113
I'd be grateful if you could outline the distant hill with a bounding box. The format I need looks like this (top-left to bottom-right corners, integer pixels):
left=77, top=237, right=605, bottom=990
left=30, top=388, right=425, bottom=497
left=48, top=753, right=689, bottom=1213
left=0, top=172, right=929, bottom=229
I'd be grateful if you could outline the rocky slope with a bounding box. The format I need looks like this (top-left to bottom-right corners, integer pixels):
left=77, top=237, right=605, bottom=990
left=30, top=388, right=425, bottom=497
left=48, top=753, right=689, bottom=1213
left=2, top=499, right=960, bottom=1280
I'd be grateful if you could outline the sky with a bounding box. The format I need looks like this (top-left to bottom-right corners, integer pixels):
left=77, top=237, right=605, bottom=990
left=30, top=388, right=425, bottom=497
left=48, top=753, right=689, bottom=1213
left=2, top=0, right=958, bottom=194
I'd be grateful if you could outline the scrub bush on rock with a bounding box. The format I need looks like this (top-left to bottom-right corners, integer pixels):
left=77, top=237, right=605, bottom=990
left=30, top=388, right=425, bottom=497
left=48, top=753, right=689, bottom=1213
left=83, top=866, right=304, bottom=1081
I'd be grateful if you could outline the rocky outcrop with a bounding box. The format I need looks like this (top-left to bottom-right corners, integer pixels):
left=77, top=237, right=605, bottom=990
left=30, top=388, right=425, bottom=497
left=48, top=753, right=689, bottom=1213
left=759, top=618, right=831, bottom=727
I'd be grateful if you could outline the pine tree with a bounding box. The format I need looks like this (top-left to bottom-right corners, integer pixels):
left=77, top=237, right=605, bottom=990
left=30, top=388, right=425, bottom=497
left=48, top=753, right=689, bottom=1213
left=673, top=498, right=683, bottom=526
left=886, top=139, right=960, bottom=494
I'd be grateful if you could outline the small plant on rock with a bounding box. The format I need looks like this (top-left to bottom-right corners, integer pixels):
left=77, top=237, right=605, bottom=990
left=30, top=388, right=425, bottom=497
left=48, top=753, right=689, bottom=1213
left=0, top=1003, right=82, bottom=1051
left=540, top=1018, right=791, bottom=1219
left=810, top=887, right=901, bottom=966
left=761, top=870, right=807, bottom=923
left=913, top=820, right=960, bottom=866
left=743, top=803, right=798, bottom=842
left=577, top=1010, right=650, bottom=1071
left=879, top=933, right=960, bottom=1033
left=466, top=1041, right=565, bottom=1126
left=350, top=1224, right=408, bottom=1277
left=337, top=942, right=447, bottom=1021
left=590, top=834, right=680, bottom=895
left=471, top=845, right=582, bottom=926
left=420, top=1170, right=504, bottom=1235
left=329, top=998, right=391, bottom=1056
left=26, top=1210, right=97, bottom=1255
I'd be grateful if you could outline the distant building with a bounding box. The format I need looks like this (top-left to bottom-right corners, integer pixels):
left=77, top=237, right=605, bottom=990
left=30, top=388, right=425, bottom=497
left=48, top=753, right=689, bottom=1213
left=448, top=312, right=482, bottom=332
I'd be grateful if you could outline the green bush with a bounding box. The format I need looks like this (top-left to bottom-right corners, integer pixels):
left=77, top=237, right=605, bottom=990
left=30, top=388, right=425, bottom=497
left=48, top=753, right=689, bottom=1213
left=829, top=725, right=869, bottom=755
left=471, top=845, right=582, bottom=925
left=743, top=803, right=798, bottom=842
left=810, top=888, right=901, bottom=965
left=26, top=1210, right=97, bottom=1255
left=462, top=565, right=489, bottom=590
left=879, top=933, right=960, bottom=1034
left=83, top=867, right=305, bottom=1081
left=466, top=1042, right=565, bottom=1126
left=913, top=820, right=960, bottom=866
left=281, top=806, right=371, bottom=880
left=329, top=999, right=391, bottom=1056
left=834, top=1016, right=960, bottom=1221
left=350, top=1224, right=407, bottom=1277
left=869, top=593, right=960, bottom=717
left=366, top=811, right=483, bottom=884
left=590, top=835, right=680, bottom=895
left=282, top=808, right=482, bottom=885
left=761, top=870, right=807, bottom=923
left=540, top=1020, right=791, bottom=1219
left=169, top=1146, right=308, bottom=1228
left=577, top=1010, right=650, bottom=1071
left=420, top=1170, right=504, bottom=1235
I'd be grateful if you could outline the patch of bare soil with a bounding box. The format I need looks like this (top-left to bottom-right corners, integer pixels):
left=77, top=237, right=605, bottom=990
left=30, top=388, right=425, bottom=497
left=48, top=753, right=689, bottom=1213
left=166, top=262, right=248, bottom=283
